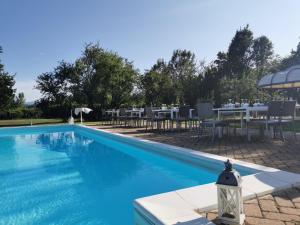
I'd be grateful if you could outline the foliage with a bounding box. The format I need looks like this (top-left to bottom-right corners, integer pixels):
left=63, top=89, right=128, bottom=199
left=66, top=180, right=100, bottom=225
left=14, top=92, right=25, bottom=107
left=167, top=50, right=198, bottom=104
left=225, top=25, right=253, bottom=78
left=35, top=44, right=138, bottom=116
left=4, top=25, right=300, bottom=121
left=141, top=59, right=175, bottom=106
left=0, top=46, right=16, bottom=109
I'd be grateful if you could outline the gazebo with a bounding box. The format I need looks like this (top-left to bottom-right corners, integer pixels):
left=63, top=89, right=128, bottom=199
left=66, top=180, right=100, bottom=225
left=258, top=65, right=300, bottom=89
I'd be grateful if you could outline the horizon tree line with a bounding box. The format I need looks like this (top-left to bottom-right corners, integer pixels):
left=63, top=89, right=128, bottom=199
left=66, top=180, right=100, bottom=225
left=1, top=25, right=300, bottom=119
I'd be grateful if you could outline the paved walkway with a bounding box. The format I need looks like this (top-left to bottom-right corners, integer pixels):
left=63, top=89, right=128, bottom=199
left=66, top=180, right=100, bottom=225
left=201, top=188, right=300, bottom=225
left=88, top=124, right=300, bottom=225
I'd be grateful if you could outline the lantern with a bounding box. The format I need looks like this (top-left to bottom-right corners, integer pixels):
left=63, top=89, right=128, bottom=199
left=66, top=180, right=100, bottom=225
left=216, top=160, right=245, bottom=225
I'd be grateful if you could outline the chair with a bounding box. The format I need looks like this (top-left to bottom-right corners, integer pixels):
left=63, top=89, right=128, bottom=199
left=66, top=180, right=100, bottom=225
left=118, top=108, right=129, bottom=126
left=246, top=101, right=296, bottom=141
left=144, top=107, right=166, bottom=131
left=197, top=103, right=229, bottom=142
left=172, top=106, right=190, bottom=130
left=101, top=109, right=111, bottom=125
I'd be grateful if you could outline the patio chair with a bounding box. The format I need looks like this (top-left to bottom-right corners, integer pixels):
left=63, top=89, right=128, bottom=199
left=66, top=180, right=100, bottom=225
left=189, top=108, right=199, bottom=129
left=144, top=107, right=166, bottom=131
left=246, top=101, right=296, bottom=141
left=118, top=108, right=129, bottom=127
left=197, top=103, right=229, bottom=142
left=127, top=107, right=142, bottom=127
left=171, top=105, right=190, bottom=130
left=100, top=109, right=112, bottom=125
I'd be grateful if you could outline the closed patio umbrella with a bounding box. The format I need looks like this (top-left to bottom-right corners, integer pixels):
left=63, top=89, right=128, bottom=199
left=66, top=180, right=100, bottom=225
left=74, top=107, right=93, bottom=124
left=258, top=65, right=300, bottom=89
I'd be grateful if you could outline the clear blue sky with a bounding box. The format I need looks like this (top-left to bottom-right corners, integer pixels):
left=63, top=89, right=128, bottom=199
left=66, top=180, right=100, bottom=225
left=1, top=0, right=300, bottom=101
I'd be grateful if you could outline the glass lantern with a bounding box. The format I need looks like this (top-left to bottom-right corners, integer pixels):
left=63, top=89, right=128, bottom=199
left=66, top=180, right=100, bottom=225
left=216, top=160, right=245, bottom=225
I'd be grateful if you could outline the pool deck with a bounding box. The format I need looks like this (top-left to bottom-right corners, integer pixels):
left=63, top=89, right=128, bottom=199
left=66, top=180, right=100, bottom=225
left=88, top=124, right=300, bottom=225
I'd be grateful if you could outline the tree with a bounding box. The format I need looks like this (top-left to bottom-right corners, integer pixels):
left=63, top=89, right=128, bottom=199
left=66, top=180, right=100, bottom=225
left=0, top=46, right=3, bottom=71
left=167, top=49, right=198, bottom=104
left=226, top=25, right=253, bottom=78
left=76, top=44, right=138, bottom=108
left=15, top=92, right=25, bottom=107
left=141, top=60, right=174, bottom=106
left=0, top=72, right=15, bottom=109
left=219, top=72, right=267, bottom=103
left=280, top=41, right=300, bottom=69
left=36, top=43, right=138, bottom=111
left=0, top=46, right=16, bottom=109
left=251, top=36, right=274, bottom=78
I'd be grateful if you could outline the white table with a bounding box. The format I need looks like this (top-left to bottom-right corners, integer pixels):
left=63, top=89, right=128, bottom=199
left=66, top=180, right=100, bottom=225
left=125, top=109, right=144, bottom=118
left=152, top=108, right=178, bottom=119
left=105, top=109, right=119, bottom=117
left=213, top=106, right=268, bottom=128
left=151, top=108, right=195, bottom=120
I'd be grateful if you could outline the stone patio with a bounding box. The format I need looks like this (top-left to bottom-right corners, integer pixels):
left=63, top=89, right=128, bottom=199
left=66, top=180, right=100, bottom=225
left=201, top=187, right=300, bottom=225
left=88, top=124, right=300, bottom=225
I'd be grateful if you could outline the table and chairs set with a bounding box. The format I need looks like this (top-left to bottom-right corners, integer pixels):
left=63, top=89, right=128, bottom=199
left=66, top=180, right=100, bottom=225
left=103, top=100, right=298, bottom=142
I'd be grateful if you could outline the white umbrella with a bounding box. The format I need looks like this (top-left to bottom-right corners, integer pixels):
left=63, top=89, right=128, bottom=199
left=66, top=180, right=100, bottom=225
left=258, top=65, right=300, bottom=89
left=74, top=108, right=93, bottom=124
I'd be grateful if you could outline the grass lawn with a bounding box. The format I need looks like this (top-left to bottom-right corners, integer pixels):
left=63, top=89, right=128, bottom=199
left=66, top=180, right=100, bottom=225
left=0, top=118, right=65, bottom=127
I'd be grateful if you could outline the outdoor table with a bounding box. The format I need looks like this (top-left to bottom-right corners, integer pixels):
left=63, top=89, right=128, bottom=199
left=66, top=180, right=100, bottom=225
left=125, top=108, right=144, bottom=118
left=152, top=108, right=178, bottom=119
left=152, top=108, right=195, bottom=120
left=105, top=109, right=119, bottom=117
left=213, top=106, right=268, bottom=130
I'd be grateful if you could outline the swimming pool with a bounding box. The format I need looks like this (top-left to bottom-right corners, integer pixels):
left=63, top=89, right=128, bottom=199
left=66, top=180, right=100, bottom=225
left=0, top=125, right=257, bottom=225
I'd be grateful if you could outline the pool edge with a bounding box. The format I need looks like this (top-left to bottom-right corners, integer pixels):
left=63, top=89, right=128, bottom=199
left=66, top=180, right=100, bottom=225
left=77, top=125, right=300, bottom=225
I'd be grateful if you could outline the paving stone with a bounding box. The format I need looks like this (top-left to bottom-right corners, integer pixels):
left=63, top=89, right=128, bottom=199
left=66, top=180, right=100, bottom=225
left=259, top=199, right=279, bottom=212
left=244, top=203, right=263, bottom=217
left=260, top=195, right=275, bottom=201
left=245, top=217, right=285, bottom=225
left=245, top=198, right=259, bottom=204
left=206, top=212, right=218, bottom=221
left=294, top=203, right=300, bottom=209
left=284, top=222, right=296, bottom=225
left=286, top=189, right=300, bottom=203
left=275, top=196, right=295, bottom=208
left=280, top=207, right=300, bottom=216
left=263, top=212, right=300, bottom=222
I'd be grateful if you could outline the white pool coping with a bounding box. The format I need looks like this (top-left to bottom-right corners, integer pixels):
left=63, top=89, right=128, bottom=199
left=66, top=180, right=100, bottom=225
left=2, top=124, right=300, bottom=225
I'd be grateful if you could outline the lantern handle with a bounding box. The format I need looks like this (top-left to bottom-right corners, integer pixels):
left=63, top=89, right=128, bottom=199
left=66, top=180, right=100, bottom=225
left=225, top=159, right=232, bottom=171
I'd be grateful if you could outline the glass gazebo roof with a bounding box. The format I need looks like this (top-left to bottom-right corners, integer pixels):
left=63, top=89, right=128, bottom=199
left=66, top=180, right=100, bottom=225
left=258, top=65, right=300, bottom=89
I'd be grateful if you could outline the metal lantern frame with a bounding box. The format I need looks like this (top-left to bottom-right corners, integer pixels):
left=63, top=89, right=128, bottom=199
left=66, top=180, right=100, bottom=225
left=217, top=184, right=245, bottom=225
left=216, top=160, right=245, bottom=225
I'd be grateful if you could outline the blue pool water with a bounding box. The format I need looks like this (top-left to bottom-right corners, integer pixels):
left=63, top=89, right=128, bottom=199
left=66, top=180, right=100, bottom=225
left=0, top=125, right=256, bottom=225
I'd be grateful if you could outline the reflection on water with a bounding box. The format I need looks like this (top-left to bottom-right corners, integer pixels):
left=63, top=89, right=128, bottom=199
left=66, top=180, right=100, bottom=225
left=0, top=128, right=243, bottom=225
left=0, top=131, right=141, bottom=225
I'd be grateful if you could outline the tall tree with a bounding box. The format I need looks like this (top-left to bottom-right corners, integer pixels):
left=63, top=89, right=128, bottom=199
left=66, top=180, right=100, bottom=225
left=36, top=61, right=75, bottom=104
left=251, top=36, right=274, bottom=78
left=75, top=44, right=138, bottom=108
left=15, top=92, right=25, bottom=107
left=280, top=41, right=300, bottom=69
left=167, top=49, right=198, bottom=104
left=0, top=46, right=16, bottom=109
left=226, top=25, right=253, bottom=78
left=141, top=59, right=174, bottom=106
